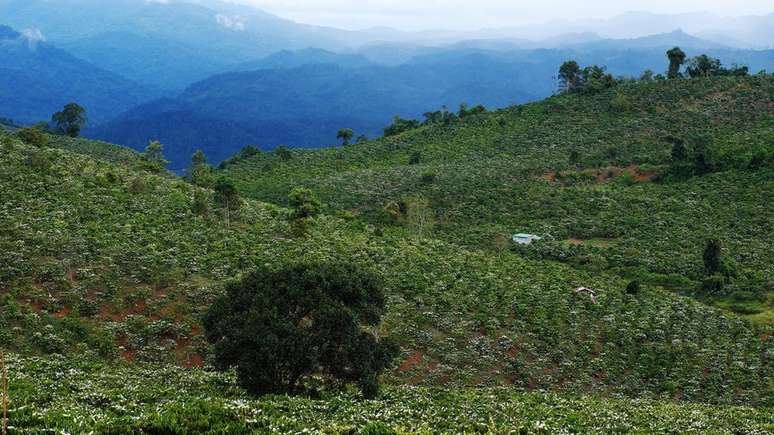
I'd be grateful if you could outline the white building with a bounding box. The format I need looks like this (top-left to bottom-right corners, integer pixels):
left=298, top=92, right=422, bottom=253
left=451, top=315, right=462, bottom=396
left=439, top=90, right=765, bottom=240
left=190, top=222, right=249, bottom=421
left=512, top=233, right=542, bottom=245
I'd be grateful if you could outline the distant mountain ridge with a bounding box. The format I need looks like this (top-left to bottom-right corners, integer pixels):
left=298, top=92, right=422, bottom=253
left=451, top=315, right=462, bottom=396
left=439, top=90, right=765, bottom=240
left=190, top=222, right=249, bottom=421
left=91, top=37, right=774, bottom=170
left=0, top=24, right=157, bottom=124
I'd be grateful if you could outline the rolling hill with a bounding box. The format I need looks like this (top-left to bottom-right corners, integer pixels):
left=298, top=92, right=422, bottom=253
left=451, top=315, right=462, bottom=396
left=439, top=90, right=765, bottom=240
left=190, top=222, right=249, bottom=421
left=92, top=45, right=774, bottom=170
left=1, top=71, right=773, bottom=432
left=219, top=74, right=774, bottom=324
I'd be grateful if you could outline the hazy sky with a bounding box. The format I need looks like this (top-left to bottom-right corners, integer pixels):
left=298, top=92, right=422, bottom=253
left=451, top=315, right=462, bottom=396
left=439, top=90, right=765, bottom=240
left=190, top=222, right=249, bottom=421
left=238, top=0, right=773, bottom=31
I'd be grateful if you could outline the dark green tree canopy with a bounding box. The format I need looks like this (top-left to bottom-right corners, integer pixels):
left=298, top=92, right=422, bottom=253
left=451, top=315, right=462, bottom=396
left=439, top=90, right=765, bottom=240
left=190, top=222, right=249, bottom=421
left=275, top=145, right=292, bottom=161
left=213, top=178, right=240, bottom=210
left=558, top=61, right=582, bottom=93
left=288, top=187, right=321, bottom=219
left=667, top=47, right=687, bottom=79
left=703, top=239, right=723, bottom=275
left=140, top=140, right=170, bottom=172
left=203, top=262, right=398, bottom=398
left=384, top=116, right=421, bottom=137
left=337, top=128, right=354, bottom=146
left=686, top=55, right=749, bottom=78
left=52, top=103, right=87, bottom=137
left=16, top=127, right=48, bottom=147
left=558, top=61, right=616, bottom=94
left=189, top=150, right=215, bottom=187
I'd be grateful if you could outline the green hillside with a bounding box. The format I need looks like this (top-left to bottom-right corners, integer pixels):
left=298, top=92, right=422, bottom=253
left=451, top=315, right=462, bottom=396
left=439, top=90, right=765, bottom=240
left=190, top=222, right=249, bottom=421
left=221, top=75, right=774, bottom=323
left=7, top=354, right=774, bottom=433
left=2, top=75, right=773, bottom=431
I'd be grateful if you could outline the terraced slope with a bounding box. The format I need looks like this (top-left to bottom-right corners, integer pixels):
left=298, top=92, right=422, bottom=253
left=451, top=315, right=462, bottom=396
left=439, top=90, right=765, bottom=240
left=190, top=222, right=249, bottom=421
left=220, top=76, right=774, bottom=322
left=1, top=132, right=772, bottom=406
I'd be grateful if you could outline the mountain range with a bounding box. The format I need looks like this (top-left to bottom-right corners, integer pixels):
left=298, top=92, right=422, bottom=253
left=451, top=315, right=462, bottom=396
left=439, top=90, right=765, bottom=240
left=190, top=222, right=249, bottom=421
left=0, top=24, right=157, bottom=124
left=1, top=0, right=773, bottom=168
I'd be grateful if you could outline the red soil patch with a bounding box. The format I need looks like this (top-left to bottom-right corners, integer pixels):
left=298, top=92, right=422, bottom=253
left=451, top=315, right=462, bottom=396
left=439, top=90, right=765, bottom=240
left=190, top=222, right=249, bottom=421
left=625, top=164, right=658, bottom=182
left=397, top=351, right=423, bottom=373
left=66, top=271, right=77, bottom=283
left=117, top=335, right=136, bottom=362
left=541, top=171, right=557, bottom=182
left=121, top=349, right=136, bottom=362
left=762, top=334, right=769, bottom=343
left=110, top=298, right=160, bottom=321
left=183, top=353, right=204, bottom=368
left=53, top=306, right=71, bottom=318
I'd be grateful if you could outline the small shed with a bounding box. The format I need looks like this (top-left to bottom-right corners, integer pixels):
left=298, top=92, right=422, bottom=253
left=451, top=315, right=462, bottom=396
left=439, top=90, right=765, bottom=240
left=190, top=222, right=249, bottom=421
left=512, top=233, right=542, bottom=245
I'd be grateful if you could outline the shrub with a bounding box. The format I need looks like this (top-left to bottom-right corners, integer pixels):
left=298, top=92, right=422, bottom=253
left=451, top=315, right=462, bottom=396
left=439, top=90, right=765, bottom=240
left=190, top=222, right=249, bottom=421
left=203, top=262, right=398, bottom=398
left=625, top=280, right=640, bottom=295
left=16, top=127, right=48, bottom=147
left=288, top=187, right=321, bottom=220
left=700, top=274, right=727, bottom=296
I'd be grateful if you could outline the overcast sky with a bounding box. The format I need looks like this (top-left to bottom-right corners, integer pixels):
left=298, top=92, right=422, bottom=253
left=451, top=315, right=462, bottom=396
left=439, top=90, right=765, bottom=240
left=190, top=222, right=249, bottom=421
left=236, top=0, right=773, bottom=31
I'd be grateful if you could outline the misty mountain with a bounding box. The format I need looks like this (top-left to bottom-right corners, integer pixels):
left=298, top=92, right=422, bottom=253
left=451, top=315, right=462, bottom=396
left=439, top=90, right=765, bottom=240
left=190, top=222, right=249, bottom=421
left=234, top=48, right=372, bottom=71
left=465, top=12, right=774, bottom=49
left=90, top=35, right=774, bottom=170
left=90, top=58, right=543, bottom=170
left=0, top=0, right=363, bottom=89
left=0, top=24, right=157, bottom=124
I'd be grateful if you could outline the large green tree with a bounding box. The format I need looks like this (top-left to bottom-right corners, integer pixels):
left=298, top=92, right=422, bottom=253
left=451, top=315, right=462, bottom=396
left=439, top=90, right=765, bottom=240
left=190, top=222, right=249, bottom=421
left=666, top=47, right=687, bottom=79
left=51, top=103, right=87, bottom=137
left=140, top=140, right=169, bottom=172
left=203, top=262, right=398, bottom=398
left=336, top=128, right=354, bottom=146
left=558, top=61, right=582, bottom=93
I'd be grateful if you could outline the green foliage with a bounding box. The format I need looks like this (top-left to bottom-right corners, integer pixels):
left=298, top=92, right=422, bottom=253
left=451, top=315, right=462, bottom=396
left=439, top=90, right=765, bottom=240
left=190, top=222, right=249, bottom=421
left=16, top=127, right=48, bottom=148
left=2, top=74, right=774, bottom=432
left=686, top=55, right=749, bottom=78
left=139, top=140, right=169, bottom=173
left=51, top=103, right=87, bottom=137
left=667, top=47, right=687, bottom=79
left=213, top=179, right=240, bottom=211
left=220, top=75, right=774, bottom=323
left=275, top=145, right=292, bottom=161
left=703, top=239, right=723, bottom=275
left=288, top=187, right=321, bottom=220
left=191, top=189, right=211, bottom=217
left=626, top=280, right=641, bottom=295
left=558, top=60, right=582, bottom=93
left=4, top=353, right=772, bottom=432
left=203, top=262, right=397, bottom=398
left=337, top=128, right=354, bottom=146
left=384, top=116, right=421, bottom=137
left=458, top=103, right=487, bottom=119
left=559, top=61, right=618, bottom=94
left=188, top=150, right=215, bottom=188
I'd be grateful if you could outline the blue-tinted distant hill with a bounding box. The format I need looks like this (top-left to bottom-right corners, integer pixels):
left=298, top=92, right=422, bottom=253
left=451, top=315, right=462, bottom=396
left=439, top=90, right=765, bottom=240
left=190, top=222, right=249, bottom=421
left=90, top=58, right=544, bottom=170
left=91, top=41, right=774, bottom=170
left=0, top=0, right=368, bottom=89
left=0, top=25, right=157, bottom=124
